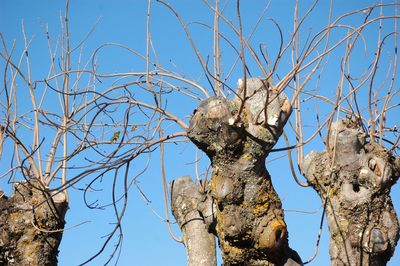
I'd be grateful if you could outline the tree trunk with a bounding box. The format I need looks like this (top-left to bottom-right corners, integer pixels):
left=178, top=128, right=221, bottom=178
left=0, top=180, right=68, bottom=266
left=301, top=119, right=400, bottom=265
left=171, top=176, right=217, bottom=266
left=178, top=78, right=302, bottom=265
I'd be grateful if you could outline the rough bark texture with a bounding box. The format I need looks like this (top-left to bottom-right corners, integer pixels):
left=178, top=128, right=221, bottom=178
left=171, top=176, right=217, bottom=266
left=184, top=78, right=302, bottom=265
left=302, top=118, right=400, bottom=266
left=0, top=180, right=67, bottom=266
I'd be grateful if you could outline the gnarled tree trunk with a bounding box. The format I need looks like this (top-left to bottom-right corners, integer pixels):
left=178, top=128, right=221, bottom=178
left=302, top=119, right=400, bottom=265
left=0, top=181, right=67, bottom=266
left=172, top=78, right=302, bottom=265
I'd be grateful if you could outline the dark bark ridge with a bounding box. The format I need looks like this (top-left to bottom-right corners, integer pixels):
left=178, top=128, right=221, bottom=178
left=186, top=78, right=301, bottom=265
left=302, top=118, right=400, bottom=266
left=0, top=180, right=67, bottom=266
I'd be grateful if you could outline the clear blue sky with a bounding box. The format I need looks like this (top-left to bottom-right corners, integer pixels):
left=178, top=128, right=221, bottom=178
left=1, top=1, right=399, bottom=265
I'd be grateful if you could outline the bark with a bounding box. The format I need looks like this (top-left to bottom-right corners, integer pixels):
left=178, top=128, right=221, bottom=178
left=301, top=118, right=400, bottom=266
left=182, top=78, right=302, bottom=265
left=171, top=176, right=217, bottom=266
left=0, top=180, right=68, bottom=266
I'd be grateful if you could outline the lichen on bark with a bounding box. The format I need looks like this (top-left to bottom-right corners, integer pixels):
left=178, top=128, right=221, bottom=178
left=0, top=180, right=67, bottom=266
left=302, top=118, right=400, bottom=266
left=183, top=78, right=301, bottom=265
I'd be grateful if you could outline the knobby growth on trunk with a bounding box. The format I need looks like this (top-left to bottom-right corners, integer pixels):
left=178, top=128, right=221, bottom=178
left=0, top=181, right=67, bottom=265
left=301, top=118, right=400, bottom=265
left=172, top=78, right=302, bottom=265
left=2, top=0, right=399, bottom=264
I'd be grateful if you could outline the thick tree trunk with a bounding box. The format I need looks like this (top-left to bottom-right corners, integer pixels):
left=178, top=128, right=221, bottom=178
left=176, top=78, right=302, bottom=265
left=302, top=119, right=400, bottom=265
left=0, top=180, right=67, bottom=266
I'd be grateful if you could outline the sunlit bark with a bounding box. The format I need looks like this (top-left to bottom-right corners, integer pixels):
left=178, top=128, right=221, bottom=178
left=302, top=119, right=400, bottom=265
left=176, top=78, right=302, bottom=265
left=0, top=181, right=67, bottom=265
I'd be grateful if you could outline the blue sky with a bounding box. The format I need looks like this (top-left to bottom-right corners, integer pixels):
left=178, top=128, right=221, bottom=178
left=1, top=1, right=399, bottom=265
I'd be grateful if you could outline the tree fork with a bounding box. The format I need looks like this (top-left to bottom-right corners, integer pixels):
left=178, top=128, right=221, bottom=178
left=177, top=78, right=301, bottom=265
left=302, top=118, right=400, bottom=265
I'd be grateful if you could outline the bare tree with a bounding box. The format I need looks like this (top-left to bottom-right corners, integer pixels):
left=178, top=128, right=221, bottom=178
left=0, top=1, right=399, bottom=266
left=299, top=4, right=400, bottom=264
left=0, top=0, right=187, bottom=264
left=167, top=1, right=400, bottom=265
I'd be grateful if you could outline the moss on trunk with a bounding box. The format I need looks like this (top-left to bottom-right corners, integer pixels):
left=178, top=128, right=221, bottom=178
left=185, top=78, right=301, bottom=265
left=0, top=181, right=67, bottom=266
